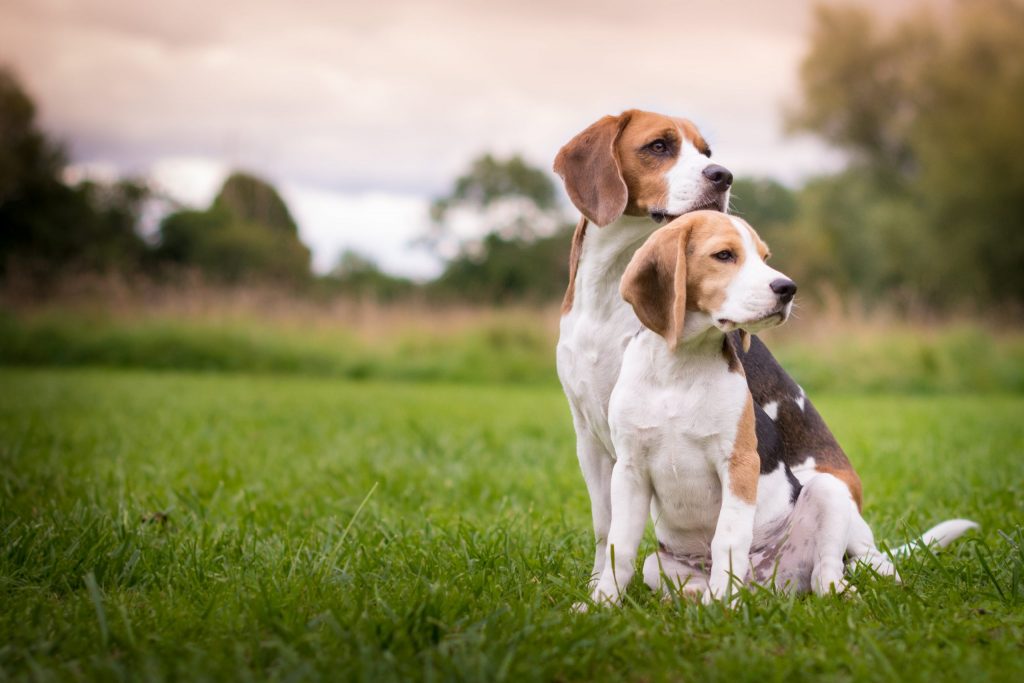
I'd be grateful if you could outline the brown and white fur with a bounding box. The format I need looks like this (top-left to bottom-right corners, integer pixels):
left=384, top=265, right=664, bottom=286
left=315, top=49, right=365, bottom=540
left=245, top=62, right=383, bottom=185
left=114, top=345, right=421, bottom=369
left=594, top=212, right=892, bottom=605
left=555, top=110, right=735, bottom=585
left=554, top=110, right=977, bottom=593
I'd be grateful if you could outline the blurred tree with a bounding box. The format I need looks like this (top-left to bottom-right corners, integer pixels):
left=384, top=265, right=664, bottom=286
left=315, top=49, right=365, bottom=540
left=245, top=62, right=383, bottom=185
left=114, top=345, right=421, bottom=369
left=911, top=0, right=1024, bottom=306
left=430, top=154, right=557, bottom=221
left=426, top=154, right=561, bottom=256
left=0, top=67, right=64, bottom=205
left=0, top=67, right=148, bottom=277
left=425, top=153, right=572, bottom=303
left=212, top=172, right=299, bottom=234
left=155, top=172, right=311, bottom=284
left=788, top=0, right=1024, bottom=310
left=729, top=177, right=821, bottom=291
left=785, top=4, right=937, bottom=179
left=729, top=177, right=798, bottom=258
left=429, top=228, right=572, bottom=303
left=327, top=249, right=414, bottom=302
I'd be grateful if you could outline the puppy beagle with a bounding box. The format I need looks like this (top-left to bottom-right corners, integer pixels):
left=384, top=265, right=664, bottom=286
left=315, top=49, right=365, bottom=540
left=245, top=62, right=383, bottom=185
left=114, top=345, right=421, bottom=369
left=594, top=211, right=894, bottom=604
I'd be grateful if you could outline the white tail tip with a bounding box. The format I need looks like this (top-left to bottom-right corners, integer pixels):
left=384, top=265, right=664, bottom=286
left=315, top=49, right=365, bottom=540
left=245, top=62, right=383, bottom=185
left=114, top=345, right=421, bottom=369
left=889, top=519, right=979, bottom=557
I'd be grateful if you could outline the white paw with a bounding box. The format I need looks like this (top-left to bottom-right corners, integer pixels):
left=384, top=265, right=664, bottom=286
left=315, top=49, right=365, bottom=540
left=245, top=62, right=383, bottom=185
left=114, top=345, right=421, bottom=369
left=589, top=588, right=621, bottom=607
left=700, top=586, right=741, bottom=607
left=812, top=573, right=850, bottom=596
left=571, top=601, right=590, bottom=614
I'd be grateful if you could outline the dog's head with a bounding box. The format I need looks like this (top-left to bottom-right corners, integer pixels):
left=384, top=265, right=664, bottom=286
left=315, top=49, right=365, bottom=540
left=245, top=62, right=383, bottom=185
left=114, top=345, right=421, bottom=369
left=553, top=109, right=732, bottom=227
left=620, top=210, right=796, bottom=350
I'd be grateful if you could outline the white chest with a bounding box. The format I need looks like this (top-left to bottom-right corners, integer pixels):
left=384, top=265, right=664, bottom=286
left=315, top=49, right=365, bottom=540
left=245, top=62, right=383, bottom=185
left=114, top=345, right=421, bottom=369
left=556, top=216, right=657, bottom=454
left=608, top=331, right=750, bottom=551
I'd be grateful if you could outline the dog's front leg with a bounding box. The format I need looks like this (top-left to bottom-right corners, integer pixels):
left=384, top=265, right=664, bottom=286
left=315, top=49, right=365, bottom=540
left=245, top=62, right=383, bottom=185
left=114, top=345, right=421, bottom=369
left=706, top=454, right=758, bottom=602
left=591, top=459, right=651, bottom=605
left=573, top=426, right=615, bottom=587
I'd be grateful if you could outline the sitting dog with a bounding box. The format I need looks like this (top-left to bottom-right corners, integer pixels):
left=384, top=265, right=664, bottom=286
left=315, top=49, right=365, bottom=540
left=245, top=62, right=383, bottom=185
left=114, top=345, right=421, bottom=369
left=591, top=211, right=897, bottom=604
left=553, top=110, right=871, bottom=589
left=554, top=110, right=976, bottom=594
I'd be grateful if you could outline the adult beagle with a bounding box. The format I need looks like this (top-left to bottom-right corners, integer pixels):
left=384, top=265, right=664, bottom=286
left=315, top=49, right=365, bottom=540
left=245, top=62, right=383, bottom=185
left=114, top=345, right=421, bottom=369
left=593, top=212, right=894, bottom=604
left=554, top=110, right=976, bottom=590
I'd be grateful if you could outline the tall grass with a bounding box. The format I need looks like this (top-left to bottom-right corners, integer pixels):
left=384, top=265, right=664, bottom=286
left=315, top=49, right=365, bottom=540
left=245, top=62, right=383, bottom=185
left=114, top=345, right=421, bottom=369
left=2, top=279, right=1023, bottom=391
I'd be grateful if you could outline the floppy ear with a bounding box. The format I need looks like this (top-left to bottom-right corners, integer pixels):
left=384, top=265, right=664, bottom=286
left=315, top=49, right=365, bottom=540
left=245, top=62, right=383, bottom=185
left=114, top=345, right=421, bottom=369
left=620, top=224, right=690, bottom=349
left=738, top=329, right=752, bottom=353
left=553, top=112, right=632, bottom=227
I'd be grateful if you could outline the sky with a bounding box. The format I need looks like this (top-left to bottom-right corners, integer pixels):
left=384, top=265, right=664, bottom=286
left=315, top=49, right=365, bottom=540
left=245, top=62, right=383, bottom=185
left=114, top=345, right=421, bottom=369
left=0, top=0, right=893, bottom=279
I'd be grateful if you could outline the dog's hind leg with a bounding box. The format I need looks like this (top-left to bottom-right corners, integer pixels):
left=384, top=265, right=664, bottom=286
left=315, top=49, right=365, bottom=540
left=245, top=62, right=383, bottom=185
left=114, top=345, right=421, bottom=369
left=846, top=508, right=900, bottom=582
left=774, top=474, right=854, bottom=595
left=642, top=550, right=709, bottom=599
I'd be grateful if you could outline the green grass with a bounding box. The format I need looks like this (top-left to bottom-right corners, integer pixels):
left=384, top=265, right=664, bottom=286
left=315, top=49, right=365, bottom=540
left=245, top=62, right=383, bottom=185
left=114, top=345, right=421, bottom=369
left=1, top=367, right=1023, bottom=682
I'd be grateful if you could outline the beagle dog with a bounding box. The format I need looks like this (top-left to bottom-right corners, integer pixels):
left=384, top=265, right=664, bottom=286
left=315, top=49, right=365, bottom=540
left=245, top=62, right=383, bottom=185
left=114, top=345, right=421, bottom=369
left=554, top=110, right=976, bottom=591
left=593, top=211, right=894, bottom=604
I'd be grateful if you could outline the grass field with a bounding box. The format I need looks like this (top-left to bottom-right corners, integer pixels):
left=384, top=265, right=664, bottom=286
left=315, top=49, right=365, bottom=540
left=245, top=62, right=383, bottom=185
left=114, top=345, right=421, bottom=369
left=3, top=303, right=1024, bottom=393
left=2, top=367, right=1023, bottom=682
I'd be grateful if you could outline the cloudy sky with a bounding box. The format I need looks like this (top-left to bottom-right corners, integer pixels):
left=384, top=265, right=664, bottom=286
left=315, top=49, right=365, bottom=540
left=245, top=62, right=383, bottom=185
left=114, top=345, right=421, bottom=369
left=1, top=0, right=889, bottom=278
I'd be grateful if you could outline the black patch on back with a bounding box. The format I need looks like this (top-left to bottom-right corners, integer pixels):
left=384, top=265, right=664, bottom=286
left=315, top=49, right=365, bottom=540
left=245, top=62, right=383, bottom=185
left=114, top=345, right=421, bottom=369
left=754, top=402, right=803, bottom=503
left=730, top=331, right=853, bottom=474
left=753, top=402, right=784, bottom=474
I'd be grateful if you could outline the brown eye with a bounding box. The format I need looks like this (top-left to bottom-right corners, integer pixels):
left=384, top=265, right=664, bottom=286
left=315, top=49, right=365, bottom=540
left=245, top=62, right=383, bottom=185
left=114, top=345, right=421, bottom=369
left=648, top=140, right=668, bottom=155
left=713, top=250, right=735, bottom=262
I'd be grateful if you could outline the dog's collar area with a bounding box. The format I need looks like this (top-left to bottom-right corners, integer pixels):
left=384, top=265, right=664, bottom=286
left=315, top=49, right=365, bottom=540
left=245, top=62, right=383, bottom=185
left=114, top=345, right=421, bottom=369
left=649, top=199, right=727, bottom=224
left=716, top=311, right=786, bottom=331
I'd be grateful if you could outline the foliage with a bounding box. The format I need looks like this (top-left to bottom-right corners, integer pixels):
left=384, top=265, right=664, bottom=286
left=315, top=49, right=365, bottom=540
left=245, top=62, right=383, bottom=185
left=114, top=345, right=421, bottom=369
left=1, top=68, right=312, bottom=287
left=728, top=177, right=799, bottom=264
left=788, top=0, right=1024, bottom=310
left=0, top=67, right=64, bottom=204
left=0, top=368, right=1022, bottom=681
left=429, top=153, right=557, bottom=223
left=424, top=153, right=572, bottom=302
left=325, top=250, right=415, bottom=302
left=213, top=171, right=300, bottom=234
left=427, top=228, right=572, bottom=304
left=156, top=174, right=312, bottom=284
left=0, top=68, right=149, bottom=277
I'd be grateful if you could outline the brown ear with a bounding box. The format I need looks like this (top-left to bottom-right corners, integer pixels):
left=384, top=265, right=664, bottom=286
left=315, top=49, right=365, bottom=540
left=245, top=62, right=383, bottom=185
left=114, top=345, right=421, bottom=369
left=553, top=112, right=632, bottom=227
left=739, top=329, right=752, bottom=353
left=620, top=224, right=690, bottom=348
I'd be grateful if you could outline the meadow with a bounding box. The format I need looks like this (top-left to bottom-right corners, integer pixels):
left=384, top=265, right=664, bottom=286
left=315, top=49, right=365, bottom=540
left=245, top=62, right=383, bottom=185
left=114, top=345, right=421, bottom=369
left=2, top=288, right=1024, bottom=393
left=1, top=360, right=1023, bottom=682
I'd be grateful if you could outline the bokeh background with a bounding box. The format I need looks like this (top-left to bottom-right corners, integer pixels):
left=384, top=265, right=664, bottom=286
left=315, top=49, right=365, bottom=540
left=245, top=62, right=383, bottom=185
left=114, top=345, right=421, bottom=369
left=2, top=0, right=1023, bottom=389
left=3, top=3, right=1024, bottom=681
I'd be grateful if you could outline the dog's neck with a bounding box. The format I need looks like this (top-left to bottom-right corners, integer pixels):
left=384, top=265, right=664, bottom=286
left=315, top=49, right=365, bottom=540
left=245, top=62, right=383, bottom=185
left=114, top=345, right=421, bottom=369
left=676, top=314, right=738, bottom=365
left=677, top=313, right=725, bottom=351
left=573, top=214, right=659, bottom=317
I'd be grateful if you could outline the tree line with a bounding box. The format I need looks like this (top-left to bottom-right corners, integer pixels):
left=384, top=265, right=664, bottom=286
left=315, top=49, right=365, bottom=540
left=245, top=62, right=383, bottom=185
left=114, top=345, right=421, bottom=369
left=2, top=0, right=1022, bottom=313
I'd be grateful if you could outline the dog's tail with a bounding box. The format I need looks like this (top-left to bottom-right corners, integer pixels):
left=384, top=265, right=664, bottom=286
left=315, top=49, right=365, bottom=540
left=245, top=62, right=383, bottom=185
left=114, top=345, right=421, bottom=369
left=888, top=519, right=979, bottom=557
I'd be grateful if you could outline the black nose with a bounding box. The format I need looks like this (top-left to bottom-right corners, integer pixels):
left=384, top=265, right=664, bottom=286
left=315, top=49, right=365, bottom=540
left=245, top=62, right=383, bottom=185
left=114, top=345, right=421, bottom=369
left=702, top=164, right=733, bottom=192
left=770, top=278, right=797, bottom=303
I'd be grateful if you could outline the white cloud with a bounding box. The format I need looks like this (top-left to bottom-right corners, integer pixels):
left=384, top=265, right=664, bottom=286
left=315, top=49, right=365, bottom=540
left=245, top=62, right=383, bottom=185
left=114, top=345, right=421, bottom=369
left=149, top=157, right=229, bottom=208
left=283, top=186, right=438, bottom=279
